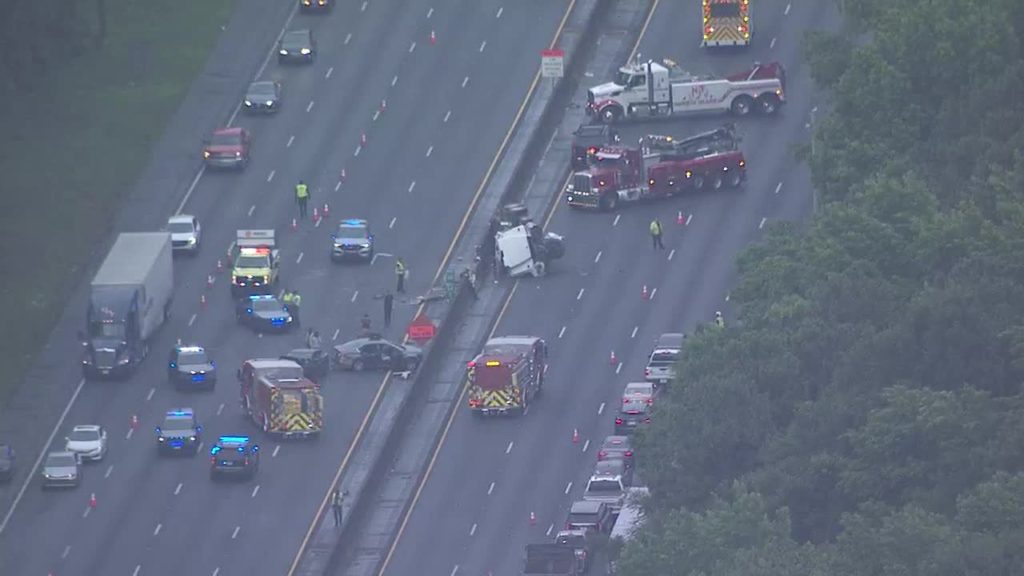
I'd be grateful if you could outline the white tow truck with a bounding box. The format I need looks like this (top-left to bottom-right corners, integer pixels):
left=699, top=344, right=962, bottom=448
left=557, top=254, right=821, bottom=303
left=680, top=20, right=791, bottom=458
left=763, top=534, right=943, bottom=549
left=586, top=55, right=786, bottom=123
left=494, top=203, right=565, bottom=278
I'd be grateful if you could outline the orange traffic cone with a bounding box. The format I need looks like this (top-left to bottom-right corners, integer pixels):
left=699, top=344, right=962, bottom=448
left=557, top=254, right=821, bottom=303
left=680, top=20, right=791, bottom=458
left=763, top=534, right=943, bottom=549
left=89, top=493, right=97, bottom=508
left=572, top=428, right=579, bottom=444
left=529, top=511, right=536, bottom=525
left=360, top=132, right=367, bottom=146
left=609, top=350, right=618, bottom=365
left=200, top=294, right=207, bottom=309
left=677, top=210, right=685, bottom=225
left=312, top=207, right=320, bottom=223
left=340, top=168, right=347, bottom=182
left=291, top=217, right=298, bottom=231
left=216, top=259, right=224, bottom=274
left=206, top=274, right=214, bottom=289
left=323, top=203, right=330, bottom=217
left=380, top=99, right=387, bottom=112
left=430, top=30, right=436, bottom=44
left=641, top=285, right=649, bottom=300
left=130, top=415, right=139, bottom=430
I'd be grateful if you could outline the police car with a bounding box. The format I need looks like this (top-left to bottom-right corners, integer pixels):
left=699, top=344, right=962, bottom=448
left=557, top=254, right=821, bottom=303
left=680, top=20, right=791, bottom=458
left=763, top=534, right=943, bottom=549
left=330, top=219, right=374, bottom=262
left=210, top=436, right=260, bottom=480
left=167, top=344, right=216, bottom=390
left=235, top=294, right=294, bottom=332
left=155, top=409, right=202, bottom=456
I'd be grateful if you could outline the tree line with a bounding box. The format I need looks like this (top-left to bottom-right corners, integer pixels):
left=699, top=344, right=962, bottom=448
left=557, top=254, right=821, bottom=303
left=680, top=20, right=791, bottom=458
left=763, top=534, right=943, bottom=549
left=0, top=0, right=106, bottom=98
left=618, top=0, right=1024, bottom=573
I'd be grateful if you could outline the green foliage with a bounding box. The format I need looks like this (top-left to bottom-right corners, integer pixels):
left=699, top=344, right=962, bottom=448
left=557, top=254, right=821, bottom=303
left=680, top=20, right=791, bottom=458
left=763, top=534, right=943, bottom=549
left=618, top=0, right=1024, bottom=574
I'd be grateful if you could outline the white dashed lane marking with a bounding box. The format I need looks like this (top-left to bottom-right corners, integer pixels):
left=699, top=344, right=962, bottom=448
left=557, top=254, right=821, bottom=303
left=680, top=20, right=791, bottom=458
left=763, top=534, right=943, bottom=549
left=462, top=76, right=469, bottom=88
left=174, top=482, right=182, bottom=495
left=505, top=441, right=514, bottom=454
left=558, top=326, right=566, bottom=338
left=496, top=6, right=503, bottom=18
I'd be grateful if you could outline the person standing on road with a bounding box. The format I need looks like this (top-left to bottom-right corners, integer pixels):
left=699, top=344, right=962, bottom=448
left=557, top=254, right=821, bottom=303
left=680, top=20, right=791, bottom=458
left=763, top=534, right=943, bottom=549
left=395, top=258, right=408, bottom=293
left=290, top=290, right=303, bottom=326
left=360, top=313, right=372, bottom=334
left=309, top=330, right=322, bottom=349
left=331, top=487, right=348, bottom=527
left=649, top=218, right=665, bottom=250
left=295, top=180, right=310, bottom=220
left=383, top=291, right=394, bottom=327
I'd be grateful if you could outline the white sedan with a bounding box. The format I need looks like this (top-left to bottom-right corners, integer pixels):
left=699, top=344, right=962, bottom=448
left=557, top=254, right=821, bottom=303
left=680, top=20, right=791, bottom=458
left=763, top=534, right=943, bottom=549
left=65, top=425, right=107, bottom=461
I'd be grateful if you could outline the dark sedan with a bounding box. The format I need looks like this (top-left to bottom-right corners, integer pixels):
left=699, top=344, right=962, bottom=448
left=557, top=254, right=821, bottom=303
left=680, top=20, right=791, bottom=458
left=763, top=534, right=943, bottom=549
left=278, top=29, right=316, bottom=64
left=281, top=348, right=330, bottom=382
left=299, top=0, right=331, bottom=12
left=243, top=80, right=282, bottom=114
left=236, top=295, right=294, bottom=333
left=332, top=336, right=422, bottom=372
left=168, top=344, right=216, bottom=390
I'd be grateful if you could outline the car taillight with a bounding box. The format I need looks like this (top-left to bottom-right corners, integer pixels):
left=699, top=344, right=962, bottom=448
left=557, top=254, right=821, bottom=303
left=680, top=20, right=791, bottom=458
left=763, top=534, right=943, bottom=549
left=210, top=456, right=216, bottom=464
left=647, top=398, right=653, bottom=404
left=644, top=367, right=651, bottom=376
left=625, top=450, right=633, bottom=457
left=644, top=417, right=651, bottom=423
left=615, top=417, right=623, bottom=425
left=244, top=458, right=249, bottom=465
left=598, top=450, right=607, bottom=459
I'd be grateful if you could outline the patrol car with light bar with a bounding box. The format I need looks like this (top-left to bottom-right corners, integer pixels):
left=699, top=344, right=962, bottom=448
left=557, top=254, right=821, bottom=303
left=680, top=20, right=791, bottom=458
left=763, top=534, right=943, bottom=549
left=330, top=218, right=375, bottom=262
left=235, top=295, right=294, bottom=332
left=210, top=436, right=260, bottom=480
left=167, top=344, right=216, bottom=390
left=155, top=409, right=202, bottom=456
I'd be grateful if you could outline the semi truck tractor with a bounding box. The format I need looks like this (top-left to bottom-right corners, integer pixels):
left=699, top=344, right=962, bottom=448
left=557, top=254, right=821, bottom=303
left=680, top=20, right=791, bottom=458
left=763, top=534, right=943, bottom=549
left=81, top=232, right=174, bottom=379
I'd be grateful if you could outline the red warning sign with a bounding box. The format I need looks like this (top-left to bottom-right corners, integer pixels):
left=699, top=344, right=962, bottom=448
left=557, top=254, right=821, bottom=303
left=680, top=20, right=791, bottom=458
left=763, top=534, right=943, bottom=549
left=406, top=313, right=436, bottom=342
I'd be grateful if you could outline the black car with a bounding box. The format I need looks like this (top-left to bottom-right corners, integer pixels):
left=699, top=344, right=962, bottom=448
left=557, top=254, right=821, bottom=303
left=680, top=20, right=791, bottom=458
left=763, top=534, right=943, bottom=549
left=332, top=335, right=422, bottom=372
left=210, top=436, right=260, bottom=480
left=168, top=344, right=216, bottom=390
left=281, top=348, right=330, bottom=383
left=566, top=500, right=614, bottom=534
left=236, top=295, right=294, bottom=332
left=243, top=80, right=282, bottom=114
left=278, top=29, right=316, bottom=64
left=330, top=219, right=374, bottom=262
left=614, top=402, right=652, bottom=435
left=571, top=124, right=619, bottom=170
left=299, top=0, right=331, bottom=12
left=155, top=409, right=202, bottom=456
left=0, top=444, right=14, bottom=482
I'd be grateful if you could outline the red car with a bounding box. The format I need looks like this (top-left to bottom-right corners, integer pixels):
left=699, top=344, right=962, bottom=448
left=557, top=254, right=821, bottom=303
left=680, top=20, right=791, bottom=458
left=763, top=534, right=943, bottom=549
left=203, top=127, right=250, bottom=170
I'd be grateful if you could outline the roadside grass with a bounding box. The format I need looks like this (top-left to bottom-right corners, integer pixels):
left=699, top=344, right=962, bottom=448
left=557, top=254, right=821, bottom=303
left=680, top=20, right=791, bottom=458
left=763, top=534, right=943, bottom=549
left=0, top=0, right=234, bottom=409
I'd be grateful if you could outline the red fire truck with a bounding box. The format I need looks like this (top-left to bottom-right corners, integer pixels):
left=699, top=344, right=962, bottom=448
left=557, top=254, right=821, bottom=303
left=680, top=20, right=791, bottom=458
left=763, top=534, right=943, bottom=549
left=467, top=336, right=547, bottom=416
left=237, top=358, right=323, bottom=438
left=564, top=125, right=746, bottom=211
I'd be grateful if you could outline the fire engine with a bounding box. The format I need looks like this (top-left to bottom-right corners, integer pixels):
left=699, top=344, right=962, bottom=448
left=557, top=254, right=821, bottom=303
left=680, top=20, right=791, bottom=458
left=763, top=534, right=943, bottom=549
left=237, top=358, right=323, bottom=437
left=586, top=55, right=784, bottom=123
left=702, top=0, right=752, bottom=47
left=231, top=229, right=280, bottom=298
left=467, top=336, right=547, bottom=416
left=565, top=124, right=746, bottom=212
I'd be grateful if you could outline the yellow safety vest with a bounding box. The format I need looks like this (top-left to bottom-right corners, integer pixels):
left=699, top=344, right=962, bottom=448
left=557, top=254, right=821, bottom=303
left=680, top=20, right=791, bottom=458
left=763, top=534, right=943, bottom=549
left=292, top=293, right=302, bottom=307
left=395, top=261, right=406, bottom=276
left=650, top=220, right=662, bottom=236
left=296, top=184, right=309, bottom=199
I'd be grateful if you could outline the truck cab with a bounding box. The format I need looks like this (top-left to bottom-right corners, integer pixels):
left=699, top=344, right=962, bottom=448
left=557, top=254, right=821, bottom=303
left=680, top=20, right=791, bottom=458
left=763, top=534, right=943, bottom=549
left=494, top=205, right=565, bottom=278
left=565, top=146, right=648, bottom=211
left=231, top=230, right=279, bottom=298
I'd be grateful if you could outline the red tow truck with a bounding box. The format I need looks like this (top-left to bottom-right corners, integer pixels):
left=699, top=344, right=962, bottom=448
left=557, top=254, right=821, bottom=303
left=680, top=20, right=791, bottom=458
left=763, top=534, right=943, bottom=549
left=564, top=124, right=746, bottom=211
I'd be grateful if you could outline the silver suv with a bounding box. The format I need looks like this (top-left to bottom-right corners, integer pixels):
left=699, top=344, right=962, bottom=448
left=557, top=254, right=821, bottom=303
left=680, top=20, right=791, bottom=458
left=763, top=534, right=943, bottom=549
left=644, top=333, right=684, bottom=385
left=583, top=473, right=626, bottom=512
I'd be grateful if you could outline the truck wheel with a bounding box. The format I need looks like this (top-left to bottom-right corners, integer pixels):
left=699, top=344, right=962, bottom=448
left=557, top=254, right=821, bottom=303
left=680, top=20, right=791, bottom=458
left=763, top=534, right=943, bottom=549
left=599, top=106, right=622, bottom=124
left=530, top=261, right=546, bottom=278
left=693, top=175, right=706, bottom=190
left=756, top=94, right=780, bottom=115
left=711, top=173, right=724, bottom=190
left=726, top=170, right=743, bottom=188
left=730, top=95, right=754, bottom=116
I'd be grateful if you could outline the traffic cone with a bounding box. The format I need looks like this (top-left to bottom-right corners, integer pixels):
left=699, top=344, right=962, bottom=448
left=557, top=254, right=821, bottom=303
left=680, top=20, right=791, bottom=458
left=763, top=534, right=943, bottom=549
left=360, top=132, right=367, bottom=146
left=529, top=511, right=536, bottom=525
left=323, top=203, right=330, bottom=217
left=291, top=217, right=298, bottom=231
left=206, top=274, right=214, bottom=289
left=312, top=207, right=320, bottom=223
left=609, top=350, right=618, bottom=365
left=572, top=428, right=579, bottom=444
left=677, top=210, right=685, bottom=225
left=430, top=30, right=436, bottom=44
left=89, top=493, right=97, bottom=508
left=380, top=99, right=387, bottom=112
left=200, top=294, right=207, bottom=309
left=641, top=285, right=649, bottom=300
left=340, top=168, right=347, bottom=182
left=216, top=259, right=224, bottom=274
left=130, top=415, right=139, bottom=430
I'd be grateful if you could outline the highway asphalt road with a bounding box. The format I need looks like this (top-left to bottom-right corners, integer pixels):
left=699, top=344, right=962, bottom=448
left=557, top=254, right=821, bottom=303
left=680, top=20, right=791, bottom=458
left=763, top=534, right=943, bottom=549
left=0, top=1, right=570, bottom=575
left=378, top=1, right=840, bottom=575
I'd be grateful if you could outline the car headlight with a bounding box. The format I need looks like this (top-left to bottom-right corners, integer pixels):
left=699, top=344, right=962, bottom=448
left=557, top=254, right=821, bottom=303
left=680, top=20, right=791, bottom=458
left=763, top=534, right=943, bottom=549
left=235, top=151, right=241, bottom=157
left=279, top=49, right=288, bottom=55
left=118, top=356, right=131, bottom=365
left=244, top=99, right=252, bottom=106
left=187, top=237, right=197, bottom=245
left=266, top=100, right=274, bottom=106
left=286, top=317, right=294, bottom=323
left=158, top=437, right=166, bottom=442
left=203, top=150, right=211, bottom=158
left=189, top=436, right=197, bottom=442
left=300, top=48, right=311, bottom=55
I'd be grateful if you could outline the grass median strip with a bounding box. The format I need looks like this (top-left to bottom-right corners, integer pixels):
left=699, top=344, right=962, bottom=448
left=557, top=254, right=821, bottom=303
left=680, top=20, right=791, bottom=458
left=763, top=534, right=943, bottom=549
left=0, top=0, right=234, bottom=407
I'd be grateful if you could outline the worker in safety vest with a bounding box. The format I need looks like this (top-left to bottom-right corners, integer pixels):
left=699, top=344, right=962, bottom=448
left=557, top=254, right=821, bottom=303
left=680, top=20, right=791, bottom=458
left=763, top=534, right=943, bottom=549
left=395, top=258, right=407, bottom=293
left=295, top=180, right=310, bottom=219
left=649, top=219, right=664, bottom=250
left=714, top=311, right=725, bottom=328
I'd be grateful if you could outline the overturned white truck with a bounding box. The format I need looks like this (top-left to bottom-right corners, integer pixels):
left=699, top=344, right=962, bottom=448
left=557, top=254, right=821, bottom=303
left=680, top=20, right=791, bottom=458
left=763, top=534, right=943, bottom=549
left=494, top=203, right=565, bottom=278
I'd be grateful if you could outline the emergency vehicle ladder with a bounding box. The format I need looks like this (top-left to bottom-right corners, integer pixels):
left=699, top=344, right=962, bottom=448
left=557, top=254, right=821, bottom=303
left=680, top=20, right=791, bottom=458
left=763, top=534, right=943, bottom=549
left=643, top=124, right=740, bottom=160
